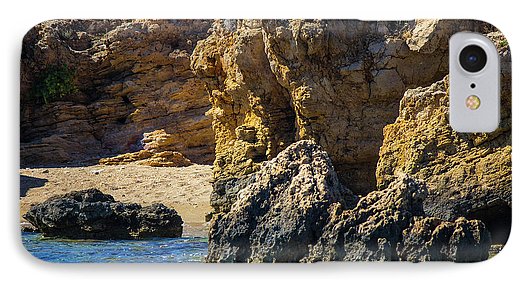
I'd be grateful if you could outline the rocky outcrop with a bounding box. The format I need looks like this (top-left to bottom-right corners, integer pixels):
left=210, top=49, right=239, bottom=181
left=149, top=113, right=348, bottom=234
left=397, top=216, right=491, bottom=262
left=23, top=189, right=183, bottom=239
left=20, top=19, right=510, bottom=262
left=306, top=175, right=428, bottom=262
left=199, top=20, right=508, bottom=262
left=207, top=140, right=355, bottom=262
left=375, top=36, right=511, bottom=243
left=307, top=176, right=490, bottom=262
left=192, top=19, right=491, bottom=195
left=99, top=150, right=192, bottom=167
left=21, top=20, right=215, bottom=166
left=206, top=141, right=490, bottom=262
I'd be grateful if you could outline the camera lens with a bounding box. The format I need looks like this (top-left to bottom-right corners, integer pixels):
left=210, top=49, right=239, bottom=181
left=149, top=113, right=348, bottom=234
left=459, top=45, right=487, bottom=73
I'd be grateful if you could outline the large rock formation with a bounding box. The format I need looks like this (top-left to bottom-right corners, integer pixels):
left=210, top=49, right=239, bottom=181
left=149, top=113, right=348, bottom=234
left=376, top=33, right=511, bottom=243
left=23, top=188, right=184, bottom=239
left=197, top=20, right=510, bottom=262
left=21, top=20, right=215, bottom=166
left=207, top=140, right=355, bottom=262
left=307, top=176, right=491, bottom=262
left=191, top=19, right=491, bottom=195
left=207, top=141, right=491, bottom=262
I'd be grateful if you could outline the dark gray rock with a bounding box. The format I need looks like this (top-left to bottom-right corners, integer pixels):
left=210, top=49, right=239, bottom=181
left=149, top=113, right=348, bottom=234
left=306, top=175, right=427, bottom=261
left=207, top=141, right=491, bottom=262
left=23, top=188, right=183, bottom=239
left=307, top=176, right=491, bottom=262
left=207, top=140, right=356, bottom=262
left=397, top=216, right=491, bottom=262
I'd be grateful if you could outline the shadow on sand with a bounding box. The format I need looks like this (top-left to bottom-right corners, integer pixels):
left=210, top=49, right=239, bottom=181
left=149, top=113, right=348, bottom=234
left=20, top=175, right=48, bottom=197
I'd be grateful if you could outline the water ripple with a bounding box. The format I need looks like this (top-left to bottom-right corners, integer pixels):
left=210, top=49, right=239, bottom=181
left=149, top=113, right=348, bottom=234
left=22, top=232, right=208, bottom=263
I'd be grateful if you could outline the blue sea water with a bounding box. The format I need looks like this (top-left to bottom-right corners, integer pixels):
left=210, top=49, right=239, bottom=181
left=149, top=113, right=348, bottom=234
left=21, top=232, right=208, bottom=263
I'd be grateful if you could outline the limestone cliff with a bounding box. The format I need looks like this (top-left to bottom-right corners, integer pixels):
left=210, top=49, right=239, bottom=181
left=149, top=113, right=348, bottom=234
left=21, top=20, right=215, bottom=166
left=191, top=19, right=490, bottom=195
left=197, top=20, right=510, bottom=262
left=375, top=42, right=511, bottom=244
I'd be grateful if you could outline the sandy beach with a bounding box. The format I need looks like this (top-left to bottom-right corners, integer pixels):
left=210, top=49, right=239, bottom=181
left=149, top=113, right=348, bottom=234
left=20, top=164, right=213, bottom=237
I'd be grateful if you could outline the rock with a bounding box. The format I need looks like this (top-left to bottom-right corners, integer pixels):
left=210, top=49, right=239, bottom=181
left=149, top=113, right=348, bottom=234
left=98, top=129, right=194, bottom=167
left=306, top=175, right=428, bottom=262
left=99, top=150, right=192, bottom=167
left=191, top=19, right=493, bottom=195
left=23, top=188, right=183, bottom=239
left=405, top=20, right=482, bottom=53
left=375, top=75, right=511, bottom=244
left=397, top=216, right=491, bottom=262
left=207, top=142, right=491, bottom=262
left=204, top=212, right=213, bottom=222
left=21, top=20, right=215, bottom=166
left=20, top=19, right=509, bottom=261
left=207, top=140, right=356, bottom=262
left=20, top=221, right=38, bottom=232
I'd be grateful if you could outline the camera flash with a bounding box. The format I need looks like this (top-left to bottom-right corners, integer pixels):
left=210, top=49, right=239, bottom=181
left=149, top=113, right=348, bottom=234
left=466, top=95, right=481, bottom=110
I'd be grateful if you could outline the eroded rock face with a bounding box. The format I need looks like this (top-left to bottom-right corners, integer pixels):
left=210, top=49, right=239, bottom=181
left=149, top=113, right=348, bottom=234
left=207, top=140, right=355, bottom=262
left=99, top=150, right=192, bottom=167
left=21, top=20, right=215, bottom=166
left=308, top=176, right=490, bottom=262
left=376, top=71, right=511, bottom=244
left=191, top=19, right=491, bottom=195
left=307, top=175, right=427, bottom=262
left=397, top=216, right=491, bottom=262
left=206, top=142, right=490, bottom=262
left=23, top=189, right=183, bottom=239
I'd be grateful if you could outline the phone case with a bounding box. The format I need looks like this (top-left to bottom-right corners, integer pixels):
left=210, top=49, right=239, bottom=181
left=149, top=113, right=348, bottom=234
left=20, top=19, right=511, bottom=263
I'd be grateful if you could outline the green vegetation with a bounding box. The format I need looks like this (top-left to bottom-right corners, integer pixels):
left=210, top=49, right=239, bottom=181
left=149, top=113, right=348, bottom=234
left=31, top=64, right=77, bottom=104
left=499, top=39, right=509, bottom=48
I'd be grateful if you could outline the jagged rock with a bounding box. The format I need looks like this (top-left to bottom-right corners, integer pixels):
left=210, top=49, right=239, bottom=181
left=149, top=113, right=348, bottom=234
left=23, top=189, right=183, bottom=239
left=397, top=216, right=491, bottom=262
left=207, top=142, right=490, bottom=262
left=309, top=175, right=491, bottom=262
left=306, top=175, right=428, bottom=261
left=21, top=20, right=215, bottom=166
left=376, top=74, right=511, bottom=244
left=207, top=140, right=356, bottom=262
left=192, top=19, right=492, bottom=195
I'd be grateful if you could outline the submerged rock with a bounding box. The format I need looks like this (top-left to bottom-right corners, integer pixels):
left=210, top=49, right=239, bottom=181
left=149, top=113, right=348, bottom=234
left=23, top=189, right=183, bottom=239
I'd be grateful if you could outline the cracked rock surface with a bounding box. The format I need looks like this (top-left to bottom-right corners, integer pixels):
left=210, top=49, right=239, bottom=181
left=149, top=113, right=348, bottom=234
left=23, top=188, right=184, bottom=239
left=207, top=141, right=491, bottom=262
left=192, top=19, right=488, bottom=195
left=21, top=20, right=215, bottom=166
left=200, top=21, right=509, bottom=262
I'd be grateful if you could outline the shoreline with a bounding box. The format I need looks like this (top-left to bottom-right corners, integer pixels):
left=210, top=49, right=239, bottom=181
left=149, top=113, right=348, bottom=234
left=20, top=164, right=213, bottom=237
